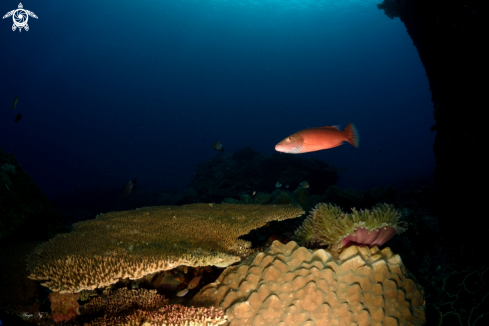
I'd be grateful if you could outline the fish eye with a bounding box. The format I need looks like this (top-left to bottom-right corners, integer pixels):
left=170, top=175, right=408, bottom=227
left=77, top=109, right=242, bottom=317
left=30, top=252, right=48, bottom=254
left=287, top=137, right=292, bottom=141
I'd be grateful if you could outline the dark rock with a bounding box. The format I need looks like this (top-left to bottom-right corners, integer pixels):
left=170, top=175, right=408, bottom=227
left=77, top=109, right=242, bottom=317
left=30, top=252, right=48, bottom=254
left=0, top=147, right=65, bottom=245
left=377, top=0, right=487, bottom=256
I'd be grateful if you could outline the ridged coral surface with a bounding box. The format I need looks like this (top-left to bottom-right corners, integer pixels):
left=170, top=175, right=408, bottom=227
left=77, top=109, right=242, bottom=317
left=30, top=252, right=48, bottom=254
left=193, top=241, right=426, bottom=326
left=26, top=203, right=303, bottom=293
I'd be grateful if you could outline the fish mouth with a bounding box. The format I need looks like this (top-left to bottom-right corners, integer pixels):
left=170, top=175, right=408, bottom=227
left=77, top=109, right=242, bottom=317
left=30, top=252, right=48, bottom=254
left=275, top=143, right=303, bottom=153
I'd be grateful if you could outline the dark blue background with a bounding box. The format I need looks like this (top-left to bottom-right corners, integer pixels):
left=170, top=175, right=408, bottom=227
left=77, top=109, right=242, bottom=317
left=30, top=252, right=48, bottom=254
left=0, top=0, right=435, bottom=197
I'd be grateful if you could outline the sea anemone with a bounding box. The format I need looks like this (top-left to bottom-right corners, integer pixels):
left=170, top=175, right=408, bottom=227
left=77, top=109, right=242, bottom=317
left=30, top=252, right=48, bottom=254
left=294, top=202, right=406, bottom=251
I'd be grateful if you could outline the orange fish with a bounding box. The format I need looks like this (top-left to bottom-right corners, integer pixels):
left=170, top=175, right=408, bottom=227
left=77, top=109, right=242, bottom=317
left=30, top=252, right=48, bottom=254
left=187, top=276, right=202, bottom=289
left=275, top=123, right=359, bottom=154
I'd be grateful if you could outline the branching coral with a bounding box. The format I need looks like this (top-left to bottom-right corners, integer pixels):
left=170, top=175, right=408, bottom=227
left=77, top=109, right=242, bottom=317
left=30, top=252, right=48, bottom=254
left=294, top=202, right=406, bottom=250
left=61, top=287, right=226, bottom=326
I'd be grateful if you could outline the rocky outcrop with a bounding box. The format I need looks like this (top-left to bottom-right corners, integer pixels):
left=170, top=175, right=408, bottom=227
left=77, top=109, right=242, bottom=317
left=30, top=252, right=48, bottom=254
left=377, top=0, right=487, bottom=254
left=0, top=147, right=64, bottom=244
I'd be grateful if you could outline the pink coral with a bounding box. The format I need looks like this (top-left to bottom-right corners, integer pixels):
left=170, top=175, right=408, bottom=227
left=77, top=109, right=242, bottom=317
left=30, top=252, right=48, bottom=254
left=49, top=292, right=80, bottom=322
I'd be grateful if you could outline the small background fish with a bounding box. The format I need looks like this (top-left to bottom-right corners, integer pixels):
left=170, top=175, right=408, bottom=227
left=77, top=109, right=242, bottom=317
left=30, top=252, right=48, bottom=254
left=187, top=275, right=201, bottom=289
left=121, top=178, right=137, bottom=195
left=176, top=275, right=201, bottom=297
left=12, top=96, right=18, bottom=110
left=213, top=141, right=225, bottom=152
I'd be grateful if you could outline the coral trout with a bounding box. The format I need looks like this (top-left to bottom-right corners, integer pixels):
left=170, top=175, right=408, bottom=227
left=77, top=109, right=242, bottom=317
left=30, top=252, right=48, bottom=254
left=275, top=123, right=359, bottom=154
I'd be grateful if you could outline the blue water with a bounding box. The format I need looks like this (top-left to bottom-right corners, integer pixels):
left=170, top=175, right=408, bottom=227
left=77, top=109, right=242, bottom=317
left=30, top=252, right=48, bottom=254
left=1, top=0, right=434, bottom=197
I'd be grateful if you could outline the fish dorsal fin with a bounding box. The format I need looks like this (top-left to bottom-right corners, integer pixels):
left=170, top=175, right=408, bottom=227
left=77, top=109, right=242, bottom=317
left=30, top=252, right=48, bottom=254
left=322, top=125, right=341, bottom=130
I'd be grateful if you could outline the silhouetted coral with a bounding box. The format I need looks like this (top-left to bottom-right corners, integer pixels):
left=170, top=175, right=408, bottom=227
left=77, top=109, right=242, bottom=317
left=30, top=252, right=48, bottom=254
left=190, top=146, right=340, bottom=202
left=322, top=185, right=398, bottom=211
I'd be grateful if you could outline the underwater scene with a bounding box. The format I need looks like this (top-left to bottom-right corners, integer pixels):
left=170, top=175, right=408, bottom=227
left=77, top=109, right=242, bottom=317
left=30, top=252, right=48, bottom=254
left=0, top=0, right=486, bottom=325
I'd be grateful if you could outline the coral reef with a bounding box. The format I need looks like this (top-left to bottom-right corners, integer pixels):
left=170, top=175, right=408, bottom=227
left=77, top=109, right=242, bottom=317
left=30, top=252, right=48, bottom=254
left=292, top=186, right=310, bottom=210
left=190, top=146, right=341, bottom=202
left=137, top=304, right=227, bottom=326
left=26, top=203, right=304, bottom=293
left=51, top=287, right=227, bottom=326
left=77, top=287, right=168, bottom=324
left=0, top=147, right=64, bottom=242
left=269, top=190, right=295, bottom=206
left=322, top=185, right=398, bottom=211
left=49, top=292, right=80, bottom=322
left=294, top=203, right=406, bottom=251
left=193, top=240, right=426, bottom=326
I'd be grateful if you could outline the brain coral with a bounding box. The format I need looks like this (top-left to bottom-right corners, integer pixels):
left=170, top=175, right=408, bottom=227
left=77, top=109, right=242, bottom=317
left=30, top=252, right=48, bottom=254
left=192, top=240, right=426, bottom=326
left=26, top=203, right=303, bottom=293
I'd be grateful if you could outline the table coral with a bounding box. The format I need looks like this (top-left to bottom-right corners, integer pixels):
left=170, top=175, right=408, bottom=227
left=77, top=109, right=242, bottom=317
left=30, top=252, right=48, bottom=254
left=193, top=240, right=426, bottom=326
left=294, top=202, right=406, bottom=250
left=26, top=203, right=304, bottom=293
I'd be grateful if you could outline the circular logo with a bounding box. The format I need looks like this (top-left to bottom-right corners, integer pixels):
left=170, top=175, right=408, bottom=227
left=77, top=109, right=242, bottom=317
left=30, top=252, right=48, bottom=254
left=13, top=9, right=28, bottom=28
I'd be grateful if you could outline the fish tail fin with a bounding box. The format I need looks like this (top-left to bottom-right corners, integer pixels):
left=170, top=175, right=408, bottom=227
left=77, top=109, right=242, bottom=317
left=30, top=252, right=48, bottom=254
left=344, top=123, right=359, bottom=148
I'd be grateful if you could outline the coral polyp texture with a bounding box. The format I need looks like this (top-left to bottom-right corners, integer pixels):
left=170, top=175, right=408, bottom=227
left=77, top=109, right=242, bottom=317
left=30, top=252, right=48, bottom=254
left=26, top=203, right=304, bottom=293
left=49, top=292, right=80, bottom=322
left=193, top=241, right=426, bottom=326
left=294, top=202, right=406, bottom=250
left=61, top=287, right=226, bottom=326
